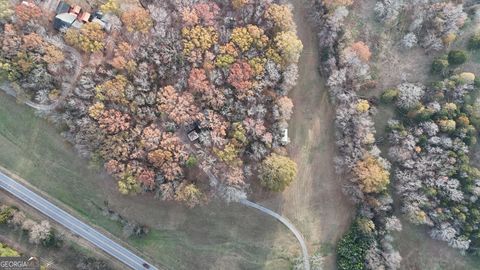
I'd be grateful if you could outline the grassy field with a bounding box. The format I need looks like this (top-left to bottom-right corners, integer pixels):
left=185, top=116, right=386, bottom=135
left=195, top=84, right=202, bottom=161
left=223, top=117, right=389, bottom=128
left=0, top=91, right=298, bottom=270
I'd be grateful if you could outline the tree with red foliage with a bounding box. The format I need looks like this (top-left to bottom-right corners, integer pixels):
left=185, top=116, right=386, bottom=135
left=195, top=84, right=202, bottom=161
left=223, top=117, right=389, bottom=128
left=225, top=166, right=245, bottom=187
left=135, top=167, right=155, bottom=190
left=98, top=109, right=131, bottom=134
left=188, top=68, right=211, bottom=93
left=15, top=2, right=42, bottom=23
left=147, top=133, right=188, bottom=181
left=193, top=2, right=219, bottom=26
left=227, top=61, right=253, bottom=96
left=243, top=118, right=266, bottom=138
left=104, top=159, right=124, bottom=175
left=157, top=85, right=202, bottom=125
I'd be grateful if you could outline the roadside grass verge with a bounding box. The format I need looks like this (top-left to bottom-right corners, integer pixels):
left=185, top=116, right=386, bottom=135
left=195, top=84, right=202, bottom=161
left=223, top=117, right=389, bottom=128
left=0, top=92, right=295, bottom=270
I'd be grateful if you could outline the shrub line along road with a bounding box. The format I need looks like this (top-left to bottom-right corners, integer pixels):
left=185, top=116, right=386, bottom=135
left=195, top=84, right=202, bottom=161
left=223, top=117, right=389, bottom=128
left=0, top=171, right=158, bottom=270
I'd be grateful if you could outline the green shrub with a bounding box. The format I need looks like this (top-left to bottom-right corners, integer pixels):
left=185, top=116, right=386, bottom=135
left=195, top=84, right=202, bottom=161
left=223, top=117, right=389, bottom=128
left=380, top=88, right=399, bottom=103
left=186, top=155, right=198, bottom=168
left=474, top=77, right=480, bottom=88
left=448, top=50, right=467, bottom=65
left=0, top=206, right=13, bottom=224
left=337, top=220, right=373, bottom=270
left=431, top=58, right=449, bottom=75
left=468, top=33, right=480, bottom=50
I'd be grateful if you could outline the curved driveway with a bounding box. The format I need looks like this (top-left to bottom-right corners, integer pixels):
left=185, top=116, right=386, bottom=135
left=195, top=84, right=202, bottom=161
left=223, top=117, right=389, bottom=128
left=0, top=171, right=158, bottom=270
left=239, top=199, right=310, bottom=270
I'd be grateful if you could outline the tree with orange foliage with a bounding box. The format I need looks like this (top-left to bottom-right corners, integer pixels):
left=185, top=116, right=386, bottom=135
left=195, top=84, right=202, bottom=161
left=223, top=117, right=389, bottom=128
left=276, top=96, right=294, bottom=121
left=181, top=7, right=199, bottom=26
left=227, top=61, right=253, bottom=93
left=111, top=42, right=135, bottom=71
left=353, top=154, right=390, bottom=193
left=232, top=0, right=249, bottom=10
left=349, top=41, right=371, bottom=62
left=140, top=124, right=162, bottom=151
left=121, top=8, right=153, bottom=33
left=21, top=33, right=43, bottom=50
left=15, top=2, right=42, bottom=23
left=188, top=68, right=211, bottom=93
left=97, top=109, right=131, bottom=134
left=43, top=45, right=65, bottom=65
left=225, top=166, right=245, bottom=187
left=157, top=85, right=201, bottom=125
left=147, top=133, right=188, bottom=181
left=1, top=24, right=20, bottom=58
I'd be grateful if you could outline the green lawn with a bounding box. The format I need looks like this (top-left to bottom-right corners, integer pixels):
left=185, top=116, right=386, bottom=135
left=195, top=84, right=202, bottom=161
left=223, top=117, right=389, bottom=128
left=0, top=91, right=296, bottom=270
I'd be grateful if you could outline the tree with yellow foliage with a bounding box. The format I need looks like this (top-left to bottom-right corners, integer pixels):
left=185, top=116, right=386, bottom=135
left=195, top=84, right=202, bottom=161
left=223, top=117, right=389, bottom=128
left=0, top=243, right=19, bottom=257
left=323, top=0, right=354, bottom=8
left=117, top=171, right=140, bottom=195
left=100, top=0, right=120, bottom=14
left=355, top=99, right=370, bottom=113
left=353, top=154, right=390, bottom=193
left=274, top=31, right=303, bottom=64
left=65, top=23, right=105, bottom=53
left=175, top=183, right=203, bottom=208
left=0, top=0, right=14, bottom=20
left=181, top=26, right=218, bottom=55
left=88, top=102, right=105, bottom=120
left=214, top=142, right=241, bottom=166
left=264, top=4, right=294, bottom=31
left=259, top=153, right=297, bottom=191
left=231, top=25, right=268, bottom=52
left=231, top=27, right=254, bottom=52
left=95, top=75, right=129, bottom=104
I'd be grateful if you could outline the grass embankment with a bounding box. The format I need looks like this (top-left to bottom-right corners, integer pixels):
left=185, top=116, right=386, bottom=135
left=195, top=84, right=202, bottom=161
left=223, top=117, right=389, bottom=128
left=0, top=91, right=296, bottom=270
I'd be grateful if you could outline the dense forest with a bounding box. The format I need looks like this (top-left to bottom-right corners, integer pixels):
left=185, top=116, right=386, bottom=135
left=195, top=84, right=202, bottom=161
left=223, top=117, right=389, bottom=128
left=0, top=0, right=303, bottom=207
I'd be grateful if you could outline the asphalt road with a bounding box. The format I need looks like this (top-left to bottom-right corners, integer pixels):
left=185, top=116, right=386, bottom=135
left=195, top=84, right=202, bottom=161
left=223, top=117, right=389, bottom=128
left=0, top=171, right=158, bottom=270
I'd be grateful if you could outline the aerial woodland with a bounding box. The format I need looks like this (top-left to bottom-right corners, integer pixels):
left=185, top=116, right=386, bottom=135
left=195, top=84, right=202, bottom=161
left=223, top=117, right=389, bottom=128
left=0, top=0, right=302, bottom=207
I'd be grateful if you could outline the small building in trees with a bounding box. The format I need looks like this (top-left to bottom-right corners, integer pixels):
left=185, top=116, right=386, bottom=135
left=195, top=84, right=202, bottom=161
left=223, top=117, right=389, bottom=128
left=55, top=1, right=71, bottom=14
left=78, top=12, right=91, bottom=23
left=188, top=130, right=200, bottom=142
left=187, top=122, right=202, bottom=142
left=70, top=5, right=82, bottom=15
left=53, top=13, right=77, bottom=30
left=53, top=1, right=110, bottom=31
